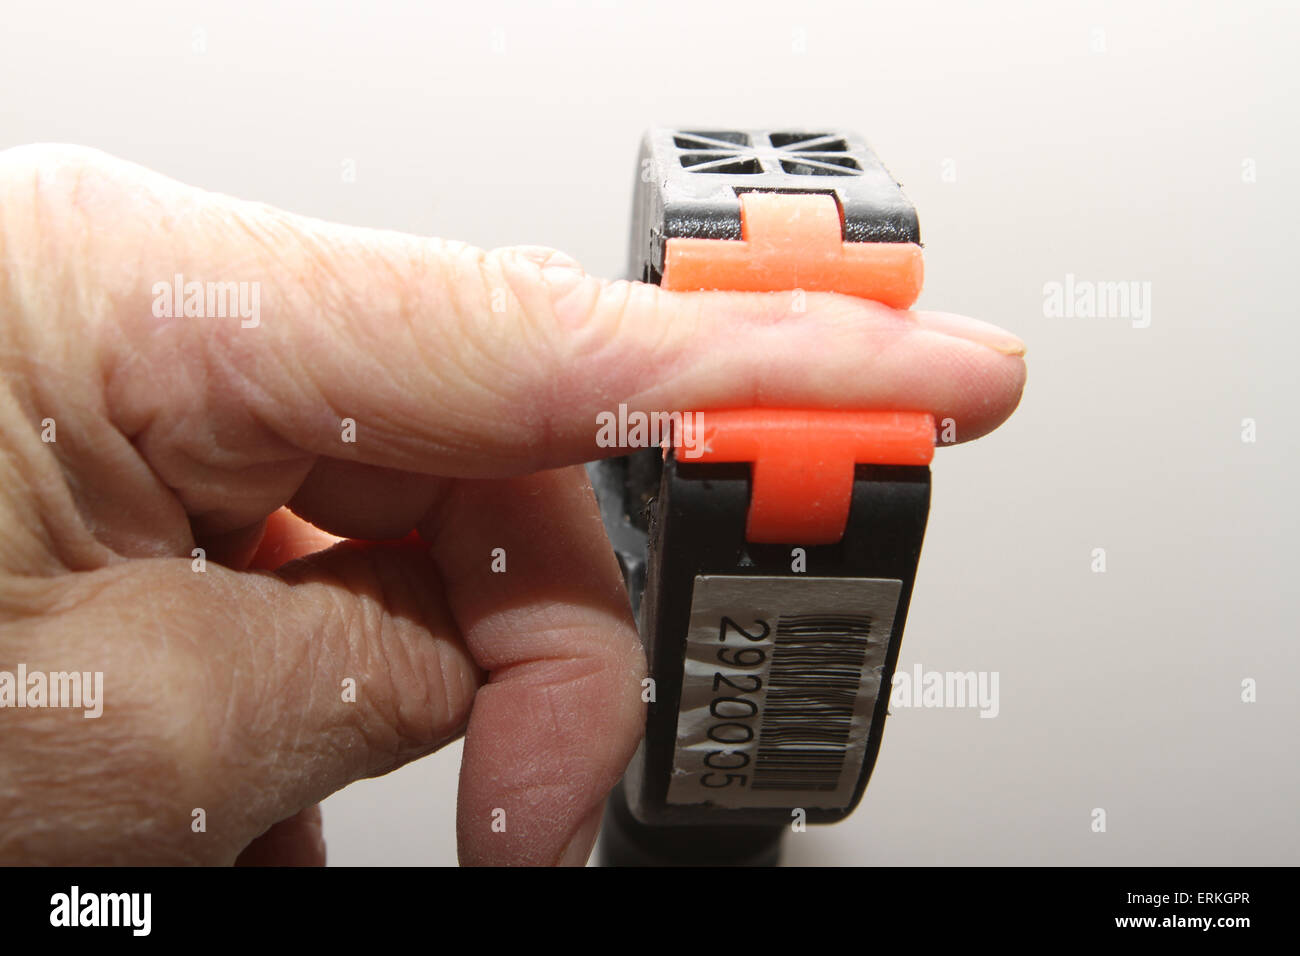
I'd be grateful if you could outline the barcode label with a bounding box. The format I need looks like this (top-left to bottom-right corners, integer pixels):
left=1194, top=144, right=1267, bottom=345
left=751, top=614, right=873, bottom=791
left=666, top=575, right=901, bottom=810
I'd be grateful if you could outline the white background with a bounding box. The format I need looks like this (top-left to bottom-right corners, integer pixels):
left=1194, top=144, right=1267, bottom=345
left=3, top=0, right=1295, bottom=865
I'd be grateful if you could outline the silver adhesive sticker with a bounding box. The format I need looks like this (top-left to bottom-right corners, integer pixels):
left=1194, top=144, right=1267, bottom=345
left=666, top=574, right=902, bottom=810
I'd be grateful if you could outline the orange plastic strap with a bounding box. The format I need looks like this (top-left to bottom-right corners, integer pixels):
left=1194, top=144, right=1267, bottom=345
left=661, top=192, right=923, bottom=310
left=678, top=409, right=935, bottom=544
left=661, top=191, right=932, bottom=544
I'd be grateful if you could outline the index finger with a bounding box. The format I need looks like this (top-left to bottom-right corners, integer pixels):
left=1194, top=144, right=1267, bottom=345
left=4, top=145, right=1026, bottom=487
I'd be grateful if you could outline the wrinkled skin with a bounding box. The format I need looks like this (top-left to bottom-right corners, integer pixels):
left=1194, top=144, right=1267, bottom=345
left=0, top=145, right=1025, bottom=865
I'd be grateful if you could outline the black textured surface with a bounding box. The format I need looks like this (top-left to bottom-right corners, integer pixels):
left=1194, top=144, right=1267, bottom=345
left=627, top=128, right=921, bottom=283
left=587, top=448, right=660, bottom=618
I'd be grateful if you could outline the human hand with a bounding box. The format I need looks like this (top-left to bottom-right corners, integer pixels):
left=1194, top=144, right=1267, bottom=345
left=0, top=145, right=1025, bottom=865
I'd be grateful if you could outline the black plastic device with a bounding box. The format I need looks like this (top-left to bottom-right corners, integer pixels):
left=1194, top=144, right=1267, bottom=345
left=593, top=129, right=930, bottom=866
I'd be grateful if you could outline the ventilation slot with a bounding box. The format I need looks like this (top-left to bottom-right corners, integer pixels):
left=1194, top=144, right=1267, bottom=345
left=679, top=152, right=762, bottom=175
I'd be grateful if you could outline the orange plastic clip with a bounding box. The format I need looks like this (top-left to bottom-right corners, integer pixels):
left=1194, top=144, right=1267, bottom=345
left=661, top=192, right=923, bottom=309
left=662, top=192, right=932, bottom=543
left=679, top=409, right=935, bottom=544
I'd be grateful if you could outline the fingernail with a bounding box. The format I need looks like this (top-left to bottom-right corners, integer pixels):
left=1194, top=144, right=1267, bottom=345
left=914, top=311, right=1027, bottom=357
left=557, top=803, right=605, bottom=867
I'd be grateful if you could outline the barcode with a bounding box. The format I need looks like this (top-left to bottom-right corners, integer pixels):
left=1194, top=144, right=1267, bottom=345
left=751, top=613, right=872, bottom=792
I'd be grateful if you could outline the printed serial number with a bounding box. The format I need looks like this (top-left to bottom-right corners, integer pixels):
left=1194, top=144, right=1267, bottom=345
left=699, top=616, right=770, bottom=789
